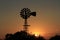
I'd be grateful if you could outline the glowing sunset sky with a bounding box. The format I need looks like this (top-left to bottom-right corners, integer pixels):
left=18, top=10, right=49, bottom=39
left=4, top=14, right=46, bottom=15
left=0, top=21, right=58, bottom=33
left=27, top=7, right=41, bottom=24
left=0, top=0, right=60, bottom=39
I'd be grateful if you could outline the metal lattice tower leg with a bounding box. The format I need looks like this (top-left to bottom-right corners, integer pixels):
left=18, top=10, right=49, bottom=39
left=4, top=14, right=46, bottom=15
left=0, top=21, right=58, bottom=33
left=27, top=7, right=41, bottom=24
left=23, top=19, right=30, bottom=32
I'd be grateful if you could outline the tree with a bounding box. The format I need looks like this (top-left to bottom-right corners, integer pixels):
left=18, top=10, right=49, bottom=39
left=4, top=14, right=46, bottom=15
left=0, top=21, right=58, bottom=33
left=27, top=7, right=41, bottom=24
left=49, top=35, right=60, bottom=40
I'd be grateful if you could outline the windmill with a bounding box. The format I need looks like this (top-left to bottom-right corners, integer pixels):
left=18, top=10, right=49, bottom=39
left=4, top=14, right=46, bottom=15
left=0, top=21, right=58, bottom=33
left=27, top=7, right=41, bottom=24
left=20, top=8, right=36, bottom=32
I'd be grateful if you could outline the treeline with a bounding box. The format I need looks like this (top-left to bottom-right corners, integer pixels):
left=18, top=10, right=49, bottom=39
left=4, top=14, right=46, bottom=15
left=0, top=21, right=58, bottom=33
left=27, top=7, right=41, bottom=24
left=4, top=31, right=60, bottom=40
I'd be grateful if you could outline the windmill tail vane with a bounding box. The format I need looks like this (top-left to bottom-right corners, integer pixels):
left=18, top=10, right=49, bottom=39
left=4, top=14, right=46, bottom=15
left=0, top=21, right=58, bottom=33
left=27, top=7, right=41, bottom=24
left=20, top=8, right=36, bottom=32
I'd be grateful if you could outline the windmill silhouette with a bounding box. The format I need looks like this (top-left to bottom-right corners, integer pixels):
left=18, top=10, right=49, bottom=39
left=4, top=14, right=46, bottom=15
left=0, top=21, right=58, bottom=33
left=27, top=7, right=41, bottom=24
left=20, top=8, right=36, bottom=32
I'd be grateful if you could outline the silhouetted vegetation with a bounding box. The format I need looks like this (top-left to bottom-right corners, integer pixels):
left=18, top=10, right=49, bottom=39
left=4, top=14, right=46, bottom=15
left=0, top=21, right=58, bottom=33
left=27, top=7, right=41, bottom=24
left=49, top=35, right=60, bottom=40
left=5, top=31, right=46, bottom=40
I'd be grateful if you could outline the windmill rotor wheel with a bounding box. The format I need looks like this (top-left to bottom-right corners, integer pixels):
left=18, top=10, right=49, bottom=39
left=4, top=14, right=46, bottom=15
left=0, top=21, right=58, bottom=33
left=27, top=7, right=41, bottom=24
left=20, top=8, right=31, bottom=19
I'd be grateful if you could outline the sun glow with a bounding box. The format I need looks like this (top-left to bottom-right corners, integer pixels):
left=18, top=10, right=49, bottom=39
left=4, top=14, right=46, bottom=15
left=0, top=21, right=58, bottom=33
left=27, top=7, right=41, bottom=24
left=35, top=33, right=39, bottom=37
left=29, top=30, right=45, bottom=37
left=32, top=32, right=40, bottom=37
left=29, top=26, right=46, bottom=37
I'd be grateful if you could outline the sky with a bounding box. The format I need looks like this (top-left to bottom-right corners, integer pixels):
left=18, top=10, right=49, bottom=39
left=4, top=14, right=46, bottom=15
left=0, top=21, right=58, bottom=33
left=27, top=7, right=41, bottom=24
left=0, top=0, right=60, bottom=39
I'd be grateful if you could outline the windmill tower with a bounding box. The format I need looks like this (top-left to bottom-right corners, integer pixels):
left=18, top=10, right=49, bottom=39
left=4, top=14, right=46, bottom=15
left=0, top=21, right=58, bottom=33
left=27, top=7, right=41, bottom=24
left=20, top=8, right=36, bottom=32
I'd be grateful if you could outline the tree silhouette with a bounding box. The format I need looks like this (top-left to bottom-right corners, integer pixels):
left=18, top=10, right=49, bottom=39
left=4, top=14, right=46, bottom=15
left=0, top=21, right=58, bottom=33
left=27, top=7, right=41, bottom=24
left=37, top=35, right=46, bottom=40
left=5, top=31, right=46, bottom=40
left=49, top=35, right=60, bottom=40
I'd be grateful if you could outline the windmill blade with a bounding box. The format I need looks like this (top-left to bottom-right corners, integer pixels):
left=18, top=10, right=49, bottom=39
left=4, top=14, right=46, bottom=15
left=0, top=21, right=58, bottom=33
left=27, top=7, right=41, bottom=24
left=30, top=12, right=36, bottom=16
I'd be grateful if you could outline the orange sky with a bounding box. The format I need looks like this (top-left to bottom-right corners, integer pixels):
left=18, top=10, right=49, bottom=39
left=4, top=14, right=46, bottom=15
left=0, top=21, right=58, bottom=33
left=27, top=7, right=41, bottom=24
left=0, top=0, right=60, bottom=39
